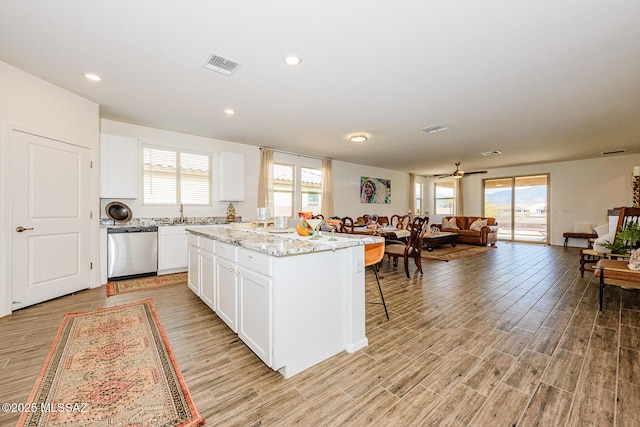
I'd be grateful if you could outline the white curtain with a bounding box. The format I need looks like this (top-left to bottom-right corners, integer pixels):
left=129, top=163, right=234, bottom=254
left=257, top=148, right=273, bottom=211
left=455, top=178, right=464, bottom=216
left=322, top=158, right=334, bottom=217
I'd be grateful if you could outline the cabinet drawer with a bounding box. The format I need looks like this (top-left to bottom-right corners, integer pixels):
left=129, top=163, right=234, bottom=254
left=216, top=241, right=238, bottom=262
left=238, top=248, right=272, bottom=276
left=200, top=237, right=215, bottom=253
left=187, top=234, right=199, bottom=247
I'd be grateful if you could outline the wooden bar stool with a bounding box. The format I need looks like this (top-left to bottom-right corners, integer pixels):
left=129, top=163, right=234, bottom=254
left=364, top=242, right=388, bottom=319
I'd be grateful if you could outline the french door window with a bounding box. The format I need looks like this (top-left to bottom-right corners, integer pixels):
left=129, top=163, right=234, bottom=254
left=484, top=174, right=549, bottom=243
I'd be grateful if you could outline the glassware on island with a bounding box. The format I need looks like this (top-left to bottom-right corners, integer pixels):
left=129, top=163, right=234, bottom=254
left=305, top=218, right=324, bottom=240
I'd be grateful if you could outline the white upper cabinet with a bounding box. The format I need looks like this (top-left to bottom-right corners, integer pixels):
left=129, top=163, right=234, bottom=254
left=218, top=152, right=245, bottom=201
left=100, top=133, right=138, bottom=199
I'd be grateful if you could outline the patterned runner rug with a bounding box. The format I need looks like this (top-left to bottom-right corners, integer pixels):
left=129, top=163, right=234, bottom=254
left=17, top=299, right=204, bottom=427
left=107, top=272, right=188, bottom=296
left=421, top=244, right=496, bottom=261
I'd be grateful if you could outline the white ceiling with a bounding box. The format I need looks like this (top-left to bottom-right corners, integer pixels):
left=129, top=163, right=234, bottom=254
left=1, top=1, right=640, bottom=176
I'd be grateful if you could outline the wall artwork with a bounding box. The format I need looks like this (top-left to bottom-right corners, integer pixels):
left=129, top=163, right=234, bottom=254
left=360, top=176, right=391, bottom=204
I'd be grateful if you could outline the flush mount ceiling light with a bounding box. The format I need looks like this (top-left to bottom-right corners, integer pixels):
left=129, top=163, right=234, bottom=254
left=83, top=72, right=102, bottom=81
left=421, top=124, right=449, bottom=134
left=224, top=109, right=235, bottom=115
left=349, top=135, right=368, bottom=143
left=283, top=55, right=302, bottom=66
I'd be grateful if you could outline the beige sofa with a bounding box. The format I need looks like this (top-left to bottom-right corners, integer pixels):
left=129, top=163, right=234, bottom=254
left=434, top=216, right=499, bottom=246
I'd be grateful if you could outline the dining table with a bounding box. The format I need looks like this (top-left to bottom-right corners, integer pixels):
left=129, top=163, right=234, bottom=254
left=347, top=225, right=411, bottom=241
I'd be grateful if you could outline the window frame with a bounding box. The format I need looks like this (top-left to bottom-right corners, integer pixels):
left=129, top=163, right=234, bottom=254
left=434, top=181, right=455, bottom=215
left=300, top=166, right=323, bottom=215
left=414, top=182, right=423, bottom=215
left=273, top=162, right=295, bottom=217
left=142, top=145, right=212, bottom=206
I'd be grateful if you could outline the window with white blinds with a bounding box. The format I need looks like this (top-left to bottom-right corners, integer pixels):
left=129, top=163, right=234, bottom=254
left=143, top=147, right=211, bottom=205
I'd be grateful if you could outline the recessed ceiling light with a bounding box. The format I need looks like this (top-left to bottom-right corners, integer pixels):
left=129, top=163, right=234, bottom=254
left=284, top=56, right=302, bottom=66
left=83, top=72, right=102, bottom=81
left=481, top=150, right=502, bottom=156
left=224, top=109, right=235, bottom=115
left=349, top=135, right=367, bottom=143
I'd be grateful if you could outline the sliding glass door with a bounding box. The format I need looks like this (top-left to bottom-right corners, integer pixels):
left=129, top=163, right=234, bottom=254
left=484, top=174, right=549, bottom=243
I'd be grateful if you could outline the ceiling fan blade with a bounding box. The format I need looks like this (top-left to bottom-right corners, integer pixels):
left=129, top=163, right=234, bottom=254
left=462, top=170, right=488, bottom=176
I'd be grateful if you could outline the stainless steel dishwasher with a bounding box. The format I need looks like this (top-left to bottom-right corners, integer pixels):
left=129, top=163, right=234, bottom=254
left=107, top=226, right=158, bottom=280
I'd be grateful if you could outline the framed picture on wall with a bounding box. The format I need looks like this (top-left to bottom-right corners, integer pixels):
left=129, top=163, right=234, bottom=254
left=360, top=176, right=391, bottom=204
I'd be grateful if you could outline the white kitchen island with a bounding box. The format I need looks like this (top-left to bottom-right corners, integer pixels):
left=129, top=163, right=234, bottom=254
left=186, top=226, right=383, bottom=379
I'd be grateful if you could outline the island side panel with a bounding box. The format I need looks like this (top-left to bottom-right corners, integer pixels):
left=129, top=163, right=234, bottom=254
left=271, top=245, right=367, bottom=379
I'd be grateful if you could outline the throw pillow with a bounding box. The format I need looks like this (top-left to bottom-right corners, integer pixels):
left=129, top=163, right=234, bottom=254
left=470, top=218, right=488, bottom=231
left=629, top=248, right=640, bottom=271
left=442, top=217, right=459, bottom=229
left=593, top=231, right=614, bottom=253
left=594, top=223, right=609, bottom=237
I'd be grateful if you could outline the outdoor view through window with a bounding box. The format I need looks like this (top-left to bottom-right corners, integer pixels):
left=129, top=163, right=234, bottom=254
left=484, top=175, right=549, bottom=243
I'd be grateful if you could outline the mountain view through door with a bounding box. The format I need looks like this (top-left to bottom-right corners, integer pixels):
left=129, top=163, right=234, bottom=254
left=484, top=175, right=549, bottom=243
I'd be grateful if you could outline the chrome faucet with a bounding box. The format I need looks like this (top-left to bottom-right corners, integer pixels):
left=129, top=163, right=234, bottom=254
left=179, top=203, right=185, bottom=223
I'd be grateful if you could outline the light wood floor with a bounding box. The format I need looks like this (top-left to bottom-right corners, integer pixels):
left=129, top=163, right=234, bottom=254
left=1, top=242, right=639, bottom=426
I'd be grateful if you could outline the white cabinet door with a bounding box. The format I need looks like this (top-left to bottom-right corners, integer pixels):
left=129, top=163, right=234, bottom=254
left=238, top=266, right=272, bottom=366
left=187, top=243, right=200, bottom=296
left=200, top=249, right=215, bottom=310
left=100, top=133, right=138, bottom=199
left=216, top=257, right=238, bottom=332
left=218, top=152, right=245, bottom=201
left=158, top=226, right=188, bottom=274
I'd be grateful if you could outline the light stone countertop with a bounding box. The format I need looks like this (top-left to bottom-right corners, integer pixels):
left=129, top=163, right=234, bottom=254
left=186, top=226, right=384, bottom=257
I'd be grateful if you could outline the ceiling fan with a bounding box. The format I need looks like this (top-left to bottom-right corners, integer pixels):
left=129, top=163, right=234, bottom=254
left=434, top=162, right=487, bottom=179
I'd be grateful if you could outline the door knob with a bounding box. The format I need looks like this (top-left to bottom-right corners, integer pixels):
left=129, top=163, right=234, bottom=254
left=16, top=226, right=34, bottom=232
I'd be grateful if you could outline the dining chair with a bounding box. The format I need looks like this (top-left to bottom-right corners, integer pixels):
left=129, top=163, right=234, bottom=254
left=340, top=216, right=355, bottom=233
left=357, top=215, right=370, bottom=225
left=384, top=216, right=428, bottom=278
left=364, top=242, right=388, bottom=319
left=390, top=214, right=410, bottom=230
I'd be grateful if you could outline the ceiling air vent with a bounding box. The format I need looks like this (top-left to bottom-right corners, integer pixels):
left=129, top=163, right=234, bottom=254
left=481, top=150, right=502, bottom=156
left=421, top=124, right=449, bottom=134
left=203, top=53, right=241, bottom=76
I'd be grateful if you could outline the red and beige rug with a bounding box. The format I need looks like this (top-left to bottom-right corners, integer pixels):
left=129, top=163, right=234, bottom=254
left=421, top=244, right=496, bottom=262
left=17, top=299, right=204, bottom=427
left=106, top=272, right=188, bottom=296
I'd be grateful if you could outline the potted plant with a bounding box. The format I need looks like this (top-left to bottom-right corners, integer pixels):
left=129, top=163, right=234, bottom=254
left=604, top=220, right=640, bottom=254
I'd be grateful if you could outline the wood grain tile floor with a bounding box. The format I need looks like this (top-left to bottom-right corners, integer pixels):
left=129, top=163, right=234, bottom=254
left=1, top=242, right=639, bottom=426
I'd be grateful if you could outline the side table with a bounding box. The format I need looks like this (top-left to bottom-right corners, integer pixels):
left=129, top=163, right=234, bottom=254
left=580, top=249, right=630, bottom=277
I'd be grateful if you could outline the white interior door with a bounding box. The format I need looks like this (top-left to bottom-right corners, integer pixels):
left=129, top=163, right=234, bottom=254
left=11, top=130, right=92, bottom=310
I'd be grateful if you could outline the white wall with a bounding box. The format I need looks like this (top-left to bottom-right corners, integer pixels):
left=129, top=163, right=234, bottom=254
left=0, top=60, right=100, bottom=317
left=100, top=119, right=260, bottom=221
left=100, top=121, right=413, bottom=223
left=422, top=154, right=640, bottom=246
left=332, top=160, right=410, bottom=220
